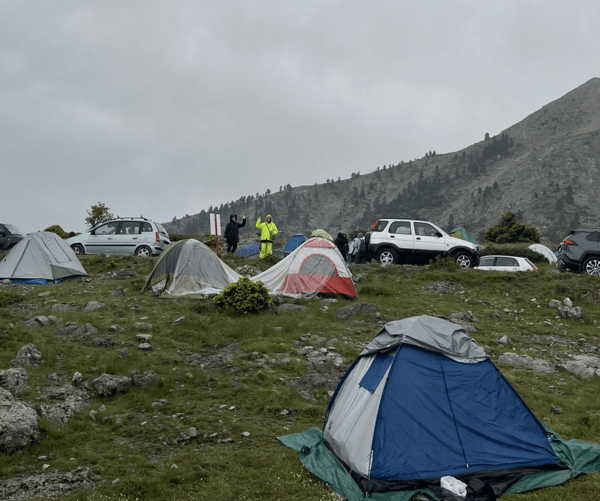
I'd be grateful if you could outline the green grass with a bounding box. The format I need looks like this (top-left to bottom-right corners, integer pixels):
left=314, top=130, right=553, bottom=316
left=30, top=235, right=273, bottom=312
left=1, top=254, right=600, bottom=500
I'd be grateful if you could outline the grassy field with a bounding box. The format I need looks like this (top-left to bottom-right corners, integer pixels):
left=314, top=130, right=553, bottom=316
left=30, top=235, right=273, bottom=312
left=1, top=251, right=600, bottom=500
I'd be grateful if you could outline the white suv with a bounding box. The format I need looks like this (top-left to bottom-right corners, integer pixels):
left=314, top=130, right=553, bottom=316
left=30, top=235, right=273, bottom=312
left=66, top=217, right=170, bottom=257
left=368, top=219, right=480, bottom=268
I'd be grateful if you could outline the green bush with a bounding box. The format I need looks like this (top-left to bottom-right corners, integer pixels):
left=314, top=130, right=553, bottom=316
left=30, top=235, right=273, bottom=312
left=214, top=277, right=272, bottom=314
left=482, top=212, right=540, bottom=243
left=0, top=289, right=23, bottom=308
left=44, top=224, right=69, bottom=239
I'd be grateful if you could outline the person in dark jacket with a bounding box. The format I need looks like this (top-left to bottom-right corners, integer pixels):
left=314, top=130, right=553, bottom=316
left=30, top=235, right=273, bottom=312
left=334, top=232, right=349, bottom=261
left=224, top=214, right=246, bottom=253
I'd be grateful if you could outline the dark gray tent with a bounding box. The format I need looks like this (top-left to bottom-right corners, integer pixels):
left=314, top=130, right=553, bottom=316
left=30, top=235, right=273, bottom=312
left=0, top=231, right=87, bottom=283
left=141, top=239, right=240, bottom=297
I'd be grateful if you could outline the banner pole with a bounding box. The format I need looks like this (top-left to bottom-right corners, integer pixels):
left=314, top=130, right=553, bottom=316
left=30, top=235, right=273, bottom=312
left=214, top=214, right=219, bottom=255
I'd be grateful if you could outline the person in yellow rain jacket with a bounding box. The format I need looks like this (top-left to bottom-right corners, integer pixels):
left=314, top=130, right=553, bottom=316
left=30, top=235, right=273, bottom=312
left=256, top=214, right=278, bottom=258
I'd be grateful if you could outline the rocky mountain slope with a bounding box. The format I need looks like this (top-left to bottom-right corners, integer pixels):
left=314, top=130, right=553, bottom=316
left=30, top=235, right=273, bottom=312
left=165, top=78, right=600, bottom=243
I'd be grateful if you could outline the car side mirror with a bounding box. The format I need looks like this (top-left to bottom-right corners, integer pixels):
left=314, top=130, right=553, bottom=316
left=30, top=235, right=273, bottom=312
left=436, top=232, right=443, bottom=238
left=90, top=229, right=96, bottom=235
left=0, top=233, right=5, bottom=238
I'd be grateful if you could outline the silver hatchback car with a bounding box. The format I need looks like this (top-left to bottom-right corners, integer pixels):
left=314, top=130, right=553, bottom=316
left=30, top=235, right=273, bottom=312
left=66, top=217, right=170, bottom=257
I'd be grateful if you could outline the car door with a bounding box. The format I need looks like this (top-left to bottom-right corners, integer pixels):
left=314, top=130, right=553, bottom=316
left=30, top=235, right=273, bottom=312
left=495, top=256, right=519, bottom=271
left=116, top=221, right=142, bottom=254
left=86, top=221, right=121, bottom=254
left=387, top=221, right=414, bottom=261
left=477, top=256, right=496, bottom=270
left=413, top=222, right=446, bottom=263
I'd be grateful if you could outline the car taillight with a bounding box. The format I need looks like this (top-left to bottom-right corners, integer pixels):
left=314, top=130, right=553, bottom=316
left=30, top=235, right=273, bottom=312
left=371, top=220, right=379, bottom=231
left=562, top=239, right=575, bottom=245
left=155, top=232, right=160, bottom=243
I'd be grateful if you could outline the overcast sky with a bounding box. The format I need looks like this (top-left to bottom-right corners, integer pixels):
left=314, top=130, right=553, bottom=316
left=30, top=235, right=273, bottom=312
left=2, top=1, right=597, bottom=234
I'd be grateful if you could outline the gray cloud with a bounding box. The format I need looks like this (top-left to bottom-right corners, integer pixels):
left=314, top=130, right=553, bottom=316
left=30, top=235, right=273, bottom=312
left=1, top=0, right=597, bottom=233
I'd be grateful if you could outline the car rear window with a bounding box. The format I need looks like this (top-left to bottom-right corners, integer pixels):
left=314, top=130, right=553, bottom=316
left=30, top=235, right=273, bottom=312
left=479, top=256, right=495, bottom=266
left=373, top=220, right=388, bottom=232
left=156, top=223, right=169, bottom=235
left=586, top=232, right=600, bottom=242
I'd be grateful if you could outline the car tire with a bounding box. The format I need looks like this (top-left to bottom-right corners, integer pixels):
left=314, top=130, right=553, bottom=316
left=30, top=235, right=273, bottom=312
left=71, top=244, right=84, bottom=256
left=376, top=248, right=397, bottom=265
left=583, top=257, right=600, bottom=276
left=454, top=252, right=473, bottom=268
left=135, top=246, right=152, bottom=257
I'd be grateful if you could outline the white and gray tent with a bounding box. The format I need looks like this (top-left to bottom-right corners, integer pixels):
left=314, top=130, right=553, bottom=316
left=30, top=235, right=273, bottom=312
left=141, top=239, right=241, bottom=297
left=0, top=231, right=88, bottom=283
left=528, top=243, right=557, bottom=264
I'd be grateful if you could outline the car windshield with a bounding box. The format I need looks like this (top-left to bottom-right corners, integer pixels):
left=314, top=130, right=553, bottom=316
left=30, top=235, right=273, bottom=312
left=5, top=224, right=24, bottom=235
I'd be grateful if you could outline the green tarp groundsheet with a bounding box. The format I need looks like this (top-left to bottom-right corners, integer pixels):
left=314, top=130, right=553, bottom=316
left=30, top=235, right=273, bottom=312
left=279, top=425, right=600, bottom=501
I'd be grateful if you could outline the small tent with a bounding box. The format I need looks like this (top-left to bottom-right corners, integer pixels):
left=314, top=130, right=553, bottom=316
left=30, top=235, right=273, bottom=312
left=450, top=226, right=478, bottom=244
left=0, top=231, right=87, bottom=283
left=528, top=243, right=557, bottom=264
left=251, top=237, right=356, bottom=298
left=236, top=243, right=261, bottom=257
left=142, top=239, right=241, bottom=297
left=279, top=316, right=600, bottom=500
left=283, top=234, right=307, bottom=253
left=310, top=229, right=333, bottom=241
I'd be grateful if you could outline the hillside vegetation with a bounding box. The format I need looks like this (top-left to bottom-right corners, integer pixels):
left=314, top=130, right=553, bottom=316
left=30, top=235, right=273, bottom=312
left=1, top=253, right=600, bottom=500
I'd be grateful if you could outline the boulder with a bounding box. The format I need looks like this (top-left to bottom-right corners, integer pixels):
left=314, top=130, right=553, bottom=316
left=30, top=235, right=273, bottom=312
left=92, top=374, right=132, bottom=397
left=0, top=367, right=29, bottom=396
left=83, top=301, right=105, bottom=312
left=0, top=387, right=40, bottom=452
left=131, top=369, right=160, bottom=388
left=0, top=467, right=93, bottom=499
left=11, top=343, right=43, bottom=368
left=498, top=353, right=556, bottom=375
left=39, top=384, right=92, bottom=425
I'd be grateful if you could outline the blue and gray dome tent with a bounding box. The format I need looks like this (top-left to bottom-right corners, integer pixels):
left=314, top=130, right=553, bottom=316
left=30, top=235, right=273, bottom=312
left=283, top=234, right=307, bottom=253
left=280, top=315, right=600, bottom=500
left=235, top=243, right=260, bottom=257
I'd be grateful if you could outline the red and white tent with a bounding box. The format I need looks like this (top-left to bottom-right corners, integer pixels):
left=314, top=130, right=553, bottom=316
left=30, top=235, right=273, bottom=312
left=252, top=237, right=357, bottom=298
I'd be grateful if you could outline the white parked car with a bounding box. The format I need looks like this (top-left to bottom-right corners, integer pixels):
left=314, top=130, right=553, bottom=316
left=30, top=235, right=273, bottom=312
left=475, top=255, right=537, bottom=272
left=66, top=217, right=170, bottom=257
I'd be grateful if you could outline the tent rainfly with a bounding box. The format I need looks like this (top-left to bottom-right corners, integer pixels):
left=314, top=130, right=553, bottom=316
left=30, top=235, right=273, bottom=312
left=280, top=316, right=600, bottom=500
left=141, top=239, right=241, bottom=297
left=251, top=237, right=356, bottom=298
left=0, top=231, right=87, bottom=283
left=310, top=229, right=333, bottom=241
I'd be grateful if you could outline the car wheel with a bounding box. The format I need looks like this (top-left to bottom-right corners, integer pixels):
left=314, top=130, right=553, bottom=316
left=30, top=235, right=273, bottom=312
left=71, top=244, right=84, bottom=256
left=454, top=252, right=472, bottom=268
left=135, top=246, right=152, bottom=257
left=376, top=248, right=397, bottom=265
left=583, top=257, right=600, bottom=276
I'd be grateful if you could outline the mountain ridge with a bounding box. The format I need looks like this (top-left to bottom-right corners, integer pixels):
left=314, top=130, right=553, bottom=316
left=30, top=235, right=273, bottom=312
left=165, top=77, right=600, bottom=243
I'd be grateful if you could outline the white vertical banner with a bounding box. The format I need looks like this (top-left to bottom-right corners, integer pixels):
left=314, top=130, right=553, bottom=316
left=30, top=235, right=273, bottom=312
left=209, top=213, right=221, bottom=235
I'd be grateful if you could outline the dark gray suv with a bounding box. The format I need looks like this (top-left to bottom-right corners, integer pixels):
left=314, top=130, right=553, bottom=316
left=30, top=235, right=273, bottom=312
left=0, top=223, right=25, bottom=251
left=557, top=229, right=600, bottom=275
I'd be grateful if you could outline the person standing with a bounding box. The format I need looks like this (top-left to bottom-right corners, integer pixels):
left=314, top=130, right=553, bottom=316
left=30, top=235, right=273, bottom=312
left=256, top=214, right=278, bottom=258
left=224, top=214, right=246, bottom=253
left=334, top=232, right=349, bottom=260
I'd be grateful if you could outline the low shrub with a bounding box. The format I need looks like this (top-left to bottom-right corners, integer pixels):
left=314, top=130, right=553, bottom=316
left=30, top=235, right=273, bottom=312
left=214, top=277, right=272, bottom=314
left=44, top=224, right=69, bottom=239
